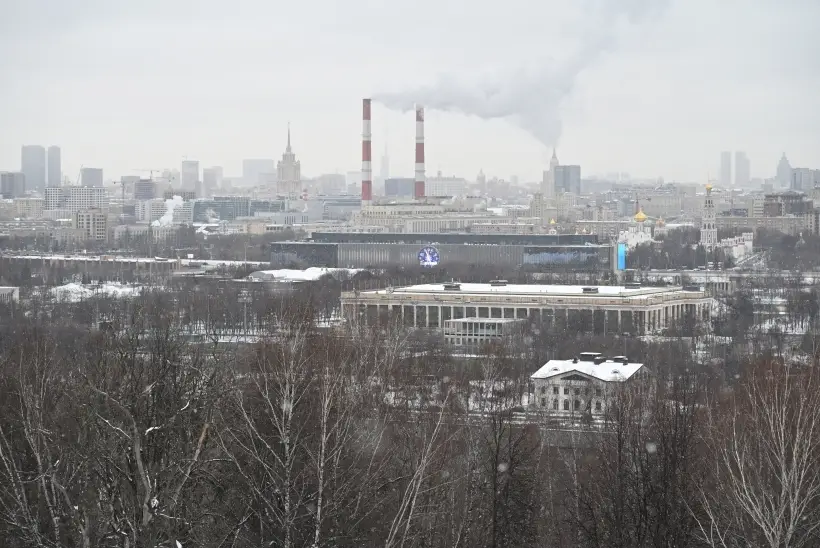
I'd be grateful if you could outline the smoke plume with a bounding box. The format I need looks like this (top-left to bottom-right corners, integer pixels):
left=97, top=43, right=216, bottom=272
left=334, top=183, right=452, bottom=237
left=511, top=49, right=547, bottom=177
left=374, top=0, right=667, bottom=147
left=152, top=195, right=184, bottom=227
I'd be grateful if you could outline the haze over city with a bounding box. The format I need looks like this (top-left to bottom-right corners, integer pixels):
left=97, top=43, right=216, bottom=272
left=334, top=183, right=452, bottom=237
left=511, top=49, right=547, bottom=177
left=6, top=1, right=820, bottom=546
left=1, top=0, right=817, bottom=182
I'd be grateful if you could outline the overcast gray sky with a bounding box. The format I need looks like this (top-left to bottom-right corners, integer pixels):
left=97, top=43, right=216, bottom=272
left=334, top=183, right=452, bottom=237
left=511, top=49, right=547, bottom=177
left=0, top=0, right=817, bottom=183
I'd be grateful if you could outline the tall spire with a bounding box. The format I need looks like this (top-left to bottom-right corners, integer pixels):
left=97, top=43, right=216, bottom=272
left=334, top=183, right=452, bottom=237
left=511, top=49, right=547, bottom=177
left=286, top=122, right=292, bottom=153
left=550, top=148, right=559, bottom=170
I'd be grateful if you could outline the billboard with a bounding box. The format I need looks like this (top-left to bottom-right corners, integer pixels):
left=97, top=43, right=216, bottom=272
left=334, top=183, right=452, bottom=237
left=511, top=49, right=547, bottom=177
left=523, top=248, right=599, bottom=266
left=617, top=243, right=627, bottom=270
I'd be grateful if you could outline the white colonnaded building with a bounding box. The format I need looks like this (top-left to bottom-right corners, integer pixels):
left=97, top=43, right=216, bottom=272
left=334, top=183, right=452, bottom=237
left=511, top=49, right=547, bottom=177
left=342, top=281, right=712, bottom=335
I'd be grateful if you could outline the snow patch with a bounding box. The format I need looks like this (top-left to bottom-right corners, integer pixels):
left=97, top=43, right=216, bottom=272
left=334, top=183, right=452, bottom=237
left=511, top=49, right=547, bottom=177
left=48, top=283, right=144, bottom=303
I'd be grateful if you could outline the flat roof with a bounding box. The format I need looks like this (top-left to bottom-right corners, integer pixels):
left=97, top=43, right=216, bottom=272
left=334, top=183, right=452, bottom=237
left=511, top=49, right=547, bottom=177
left=368, top=283, right=693, bottom=298
left=1, top=254, right=269, bottom=267
left=310, top=232, right=600, bottom=246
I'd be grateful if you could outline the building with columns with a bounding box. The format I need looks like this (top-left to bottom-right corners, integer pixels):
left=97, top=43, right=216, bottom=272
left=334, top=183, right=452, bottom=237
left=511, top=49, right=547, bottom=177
left=342, top=281, right=712, bottom=335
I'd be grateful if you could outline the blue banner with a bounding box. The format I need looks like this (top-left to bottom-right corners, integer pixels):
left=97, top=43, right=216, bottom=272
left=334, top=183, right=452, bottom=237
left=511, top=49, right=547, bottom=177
left=617, top=243, right=627, bottom=270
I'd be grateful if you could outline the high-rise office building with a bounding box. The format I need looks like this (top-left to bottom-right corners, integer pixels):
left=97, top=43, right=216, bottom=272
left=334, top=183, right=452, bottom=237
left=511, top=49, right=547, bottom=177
left=181, top=160, right=200, bottom=191
left=242, top=159, right=275, bottom=185
left=203, top=166, right=223, bottom=197
left=133, top=179, right=157, bottom=200
left=80, top=167, right=103, bottom=187
left=554, top=165, right=581, bottom=195
left=0, top=172, right=26, bottom=198
left=734, top=151, right=750, bottom=187
left=791, top=168, right=815, bottom=192
left=21, top=145, right=46, bottom=192
left=720, top=151, right=732, bottom=187
left=777, top=153, right=792, bottom=187
left=47, top=146, right=61, bottom=187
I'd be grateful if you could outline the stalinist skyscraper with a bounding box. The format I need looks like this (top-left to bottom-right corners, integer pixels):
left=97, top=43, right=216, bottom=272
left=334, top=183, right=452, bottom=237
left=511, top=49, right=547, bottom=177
left=276, top=124, right=302, bottom=198
left=541, top=148, right=559, bottom=201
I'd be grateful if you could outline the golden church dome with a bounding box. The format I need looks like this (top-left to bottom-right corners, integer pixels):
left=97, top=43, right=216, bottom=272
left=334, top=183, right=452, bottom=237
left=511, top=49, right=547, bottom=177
left=633, top=209, right=648, bottom=223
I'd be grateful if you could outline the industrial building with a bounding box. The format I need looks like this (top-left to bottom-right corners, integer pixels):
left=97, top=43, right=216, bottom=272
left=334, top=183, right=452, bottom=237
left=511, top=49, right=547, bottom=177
left=270, top=232, right=615, bottom=271
left=355, top=98, right=532, bottom=231
left=341, top=281, right=711, bottom=335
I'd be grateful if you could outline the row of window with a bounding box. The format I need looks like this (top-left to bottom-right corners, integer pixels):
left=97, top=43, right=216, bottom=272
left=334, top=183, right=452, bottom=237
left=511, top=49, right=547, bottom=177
left=540, top=385, right=602, bottom=397
left=445, top=337, right=503, bottom=346
left=540, top=398, right=603, bottom=412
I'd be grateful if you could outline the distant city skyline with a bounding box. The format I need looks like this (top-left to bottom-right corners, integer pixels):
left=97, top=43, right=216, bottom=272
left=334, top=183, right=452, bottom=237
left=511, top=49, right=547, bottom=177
left=1, top=0, right=817, bottom=182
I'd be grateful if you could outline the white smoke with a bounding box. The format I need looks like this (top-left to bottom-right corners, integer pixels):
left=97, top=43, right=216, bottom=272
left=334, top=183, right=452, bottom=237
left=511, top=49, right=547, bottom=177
left=374, top=0, right=668, bottom=148
left=152, top=195, right=184, bottom=227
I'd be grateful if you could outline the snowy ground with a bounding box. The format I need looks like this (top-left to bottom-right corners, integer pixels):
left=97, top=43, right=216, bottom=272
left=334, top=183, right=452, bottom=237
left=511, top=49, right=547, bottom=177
left=48, top=282, right=145, bottom=303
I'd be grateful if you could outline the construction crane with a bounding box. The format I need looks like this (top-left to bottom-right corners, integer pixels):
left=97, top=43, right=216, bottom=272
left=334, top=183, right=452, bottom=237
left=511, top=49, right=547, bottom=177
left=133, top=169, right=160, bottom=180
left=116, top=169, right=161, bottom=202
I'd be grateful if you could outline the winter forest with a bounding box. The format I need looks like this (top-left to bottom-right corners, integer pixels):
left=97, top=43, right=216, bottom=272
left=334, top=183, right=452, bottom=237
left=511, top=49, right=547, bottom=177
left=0, top=283, right=819, bottom=548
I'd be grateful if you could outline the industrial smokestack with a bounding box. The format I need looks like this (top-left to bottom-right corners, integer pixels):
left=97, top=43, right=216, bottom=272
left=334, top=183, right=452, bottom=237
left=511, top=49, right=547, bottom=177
left=362, top=98, right=373, bottom=204
left=414, top=105, right=425, bottom=200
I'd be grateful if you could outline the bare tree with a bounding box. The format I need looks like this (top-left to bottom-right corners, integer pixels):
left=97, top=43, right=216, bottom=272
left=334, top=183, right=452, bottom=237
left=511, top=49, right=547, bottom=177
left=694, top=361, right=820, bottom=548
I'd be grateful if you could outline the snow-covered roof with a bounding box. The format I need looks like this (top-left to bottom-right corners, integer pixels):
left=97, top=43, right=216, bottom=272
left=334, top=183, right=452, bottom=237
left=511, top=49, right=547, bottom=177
left=3, top=254, right=268, bottom=267
left=246, top=267, right=361, bottom=282
left=374, top=283, right=681, bottom=298
left=530, top=357, right=645, bottom=383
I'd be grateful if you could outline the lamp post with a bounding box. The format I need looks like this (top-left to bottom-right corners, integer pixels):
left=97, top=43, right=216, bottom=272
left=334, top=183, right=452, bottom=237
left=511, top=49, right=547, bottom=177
left=238, top=289, right=251, bottom=335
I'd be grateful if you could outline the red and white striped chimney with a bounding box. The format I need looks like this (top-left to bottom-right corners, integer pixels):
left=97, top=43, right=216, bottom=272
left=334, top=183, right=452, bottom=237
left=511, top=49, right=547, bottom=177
left=362, top=98, right=373, bottom=204
left=414, top=105, right=425, bottom=200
